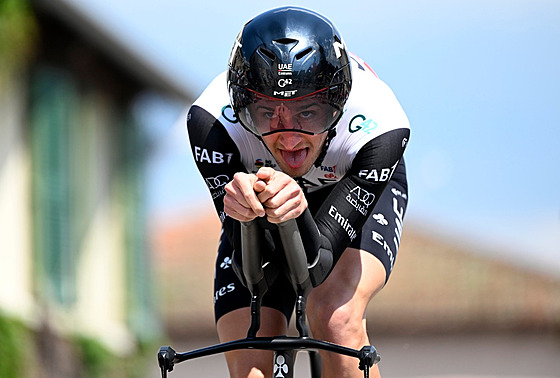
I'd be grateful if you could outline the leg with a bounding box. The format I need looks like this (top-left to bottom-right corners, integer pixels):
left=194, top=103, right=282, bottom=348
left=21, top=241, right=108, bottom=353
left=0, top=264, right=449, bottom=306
left=217, top=307, right=288, bottom=378
left=213, top=229, right=296, bottom=378
left=306, top=161, right=408, bottom=377
left=307, top=247, right=386, bottom=378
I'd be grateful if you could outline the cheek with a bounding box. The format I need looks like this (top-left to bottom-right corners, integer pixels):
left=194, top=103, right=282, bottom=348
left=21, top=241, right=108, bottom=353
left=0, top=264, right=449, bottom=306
left=310, top=135, right=328, bottom=150
left=261, top=135, right=278, bottom=149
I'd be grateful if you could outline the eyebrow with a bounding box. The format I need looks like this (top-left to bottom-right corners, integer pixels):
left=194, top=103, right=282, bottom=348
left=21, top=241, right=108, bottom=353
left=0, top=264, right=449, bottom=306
left=297, top=103, right=320, bottom=111
left=256, top=104, right=275, bottom=111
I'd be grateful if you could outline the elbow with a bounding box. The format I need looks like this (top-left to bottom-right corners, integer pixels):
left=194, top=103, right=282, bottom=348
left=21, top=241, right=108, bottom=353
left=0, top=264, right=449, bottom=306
left=308, top=247, right=333, bottom=287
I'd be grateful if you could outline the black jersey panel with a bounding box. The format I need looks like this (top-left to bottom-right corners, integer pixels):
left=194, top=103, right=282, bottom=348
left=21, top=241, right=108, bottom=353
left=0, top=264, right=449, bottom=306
left=312, top=128, right=409, bottom=263
left=186, top=105, right=248, bottom=246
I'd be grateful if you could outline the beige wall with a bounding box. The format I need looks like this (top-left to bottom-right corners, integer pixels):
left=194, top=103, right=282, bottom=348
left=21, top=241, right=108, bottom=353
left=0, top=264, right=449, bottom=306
left=74, top=98, right=133, bottom=351
left=0, top=79, right=36, bottom=322
left=0, top=80, right=135, bottom=353
left=75, top=195, right=134, bottom=352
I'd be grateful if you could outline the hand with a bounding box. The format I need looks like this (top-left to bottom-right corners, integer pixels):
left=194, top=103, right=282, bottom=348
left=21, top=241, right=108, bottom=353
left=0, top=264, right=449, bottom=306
left=254, top=167, right=308, bottom=223
left=223, top=172, right=266, bottom=222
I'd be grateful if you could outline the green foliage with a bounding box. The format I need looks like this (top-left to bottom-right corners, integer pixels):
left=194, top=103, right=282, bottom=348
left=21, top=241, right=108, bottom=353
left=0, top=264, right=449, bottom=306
left=73, top=335, right=115, bottom=378
left=124, top=338, right=161, bottom=378
left=0, top=315, right=159, bottom=378
left=0, top=0, right=37, bottom=82
left=0, top=313, right=32, bottom=378
left=73, top=334, right=159, bottom=378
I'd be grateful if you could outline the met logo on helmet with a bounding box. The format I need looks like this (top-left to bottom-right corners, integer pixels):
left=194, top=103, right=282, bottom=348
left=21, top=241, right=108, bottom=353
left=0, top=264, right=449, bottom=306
left=274, top=90, right=298, bottom=97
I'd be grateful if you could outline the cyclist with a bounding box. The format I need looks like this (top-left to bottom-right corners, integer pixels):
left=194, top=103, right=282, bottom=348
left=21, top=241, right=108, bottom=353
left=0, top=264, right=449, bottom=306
left=187, top=6, right=409, bottom=378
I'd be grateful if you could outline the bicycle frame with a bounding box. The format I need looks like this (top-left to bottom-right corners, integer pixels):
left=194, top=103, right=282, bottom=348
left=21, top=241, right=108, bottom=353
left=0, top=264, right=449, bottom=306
left=158, top=219, right=380, bottom=377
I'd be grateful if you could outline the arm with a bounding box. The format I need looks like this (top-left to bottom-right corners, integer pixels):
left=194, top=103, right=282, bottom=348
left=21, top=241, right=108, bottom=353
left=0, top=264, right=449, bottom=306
left=187, top=105, right=281, bottom=287
left=310, top=127, right=410, bottom=284
left=186, top=105, right=247, bottom=247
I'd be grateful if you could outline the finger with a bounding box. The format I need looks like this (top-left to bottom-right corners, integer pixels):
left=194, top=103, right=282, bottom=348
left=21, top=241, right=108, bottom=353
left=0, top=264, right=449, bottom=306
left=228, top=173, right=266, bottom=217
left=223, top=191, right=259, bottom=222
left=226, top=208, right=258, bottom=222
left=256, top=167, right=275, bottom=183
left=253, top=179, right=266, bottom=193
left=265, top=197, right=307, bottom=223
left=258, top=175, right=297, bottom=206
left=264, top=190, right=307, bottom=223
left=256, top=171, right=293, bottom=204
left=241, top=185, right=266, bottom=218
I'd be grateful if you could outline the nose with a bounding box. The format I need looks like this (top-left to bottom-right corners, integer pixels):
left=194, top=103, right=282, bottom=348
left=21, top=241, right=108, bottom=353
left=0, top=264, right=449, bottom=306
left=277, top=132, right=303, bottom=150
left=276, top=104, right=295, bottom=130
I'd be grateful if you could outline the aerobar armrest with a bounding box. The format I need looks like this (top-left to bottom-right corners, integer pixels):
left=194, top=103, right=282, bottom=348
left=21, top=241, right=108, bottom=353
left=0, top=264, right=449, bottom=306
left=282, top=209, right=333, bottom=288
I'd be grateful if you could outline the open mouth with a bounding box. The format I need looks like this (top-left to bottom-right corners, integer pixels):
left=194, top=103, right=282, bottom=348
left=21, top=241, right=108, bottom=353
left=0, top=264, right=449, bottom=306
left=280, top=148, right=309, bottom=169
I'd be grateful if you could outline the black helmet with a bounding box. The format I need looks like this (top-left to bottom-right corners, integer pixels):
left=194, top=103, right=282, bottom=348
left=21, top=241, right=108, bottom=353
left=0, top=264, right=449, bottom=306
left=228, top=6, right=352, bottom=137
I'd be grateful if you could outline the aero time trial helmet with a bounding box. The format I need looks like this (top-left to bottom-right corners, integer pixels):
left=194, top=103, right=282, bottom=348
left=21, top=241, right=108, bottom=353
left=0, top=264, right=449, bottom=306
left=228, top=6, right=352, bottom=137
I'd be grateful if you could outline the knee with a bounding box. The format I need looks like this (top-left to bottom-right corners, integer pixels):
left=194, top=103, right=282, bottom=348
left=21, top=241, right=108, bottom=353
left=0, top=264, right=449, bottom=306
left=307, top=297, right=364, bottom=341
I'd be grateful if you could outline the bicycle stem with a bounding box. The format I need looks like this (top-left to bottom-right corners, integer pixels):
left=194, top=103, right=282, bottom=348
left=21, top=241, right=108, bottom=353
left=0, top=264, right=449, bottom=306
left=294, top=294, right=309, bottom=337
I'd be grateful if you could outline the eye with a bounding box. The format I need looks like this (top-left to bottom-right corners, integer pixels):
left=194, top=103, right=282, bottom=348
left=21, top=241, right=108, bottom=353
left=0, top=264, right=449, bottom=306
left=298, top=109, right=319, bottom=122
left=256, top=109, right=277, bottom=120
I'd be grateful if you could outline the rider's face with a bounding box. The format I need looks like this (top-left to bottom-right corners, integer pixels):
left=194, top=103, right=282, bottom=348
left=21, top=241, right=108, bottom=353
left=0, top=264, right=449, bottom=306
left=245, top=95, right=335, bottom=176
left=248, top=98, right=334, bottom=136
left=261, top=130, right=328, bottom=177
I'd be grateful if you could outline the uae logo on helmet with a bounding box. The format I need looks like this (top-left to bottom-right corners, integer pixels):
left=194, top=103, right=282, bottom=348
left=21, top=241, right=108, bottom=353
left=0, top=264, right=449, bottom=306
left=278, top=63, right=293, bottom=76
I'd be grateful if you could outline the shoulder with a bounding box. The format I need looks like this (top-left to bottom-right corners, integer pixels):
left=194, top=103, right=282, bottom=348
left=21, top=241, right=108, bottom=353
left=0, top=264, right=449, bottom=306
left=187, top=72, right=235, bottom=154
left=321, top=54, right=410, bottom=172
left=341, top=53, right=410, bottom=142
left=345, top=53, right=410, bottom=135
left=188, top=71, right=273, bottom=172
left=189, top=71, right=230, bottom=122
left=188, top=71, right=243, bottom=142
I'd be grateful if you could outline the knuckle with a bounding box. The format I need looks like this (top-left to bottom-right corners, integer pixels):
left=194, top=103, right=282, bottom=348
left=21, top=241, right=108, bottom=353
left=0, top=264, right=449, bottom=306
left=265, top=197, right=278, bottom=209
left=233, top=172, right=247, bottom=182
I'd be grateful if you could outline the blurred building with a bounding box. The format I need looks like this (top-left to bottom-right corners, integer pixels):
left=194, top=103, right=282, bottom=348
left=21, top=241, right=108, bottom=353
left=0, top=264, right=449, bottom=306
left=152, top=211, right=560, bottom=340
left=0, top=0, right=192, bottom=376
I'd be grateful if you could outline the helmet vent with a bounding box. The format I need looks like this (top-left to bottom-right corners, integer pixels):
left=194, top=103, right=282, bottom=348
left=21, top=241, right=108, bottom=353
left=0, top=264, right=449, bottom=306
left=273, top=38, right=298, bottom=45
left=257, top=47, right=276, bottom=61
left=295, top=47, right=313, bottom=61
